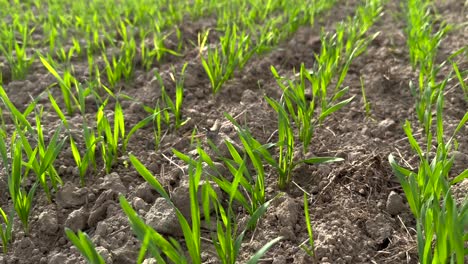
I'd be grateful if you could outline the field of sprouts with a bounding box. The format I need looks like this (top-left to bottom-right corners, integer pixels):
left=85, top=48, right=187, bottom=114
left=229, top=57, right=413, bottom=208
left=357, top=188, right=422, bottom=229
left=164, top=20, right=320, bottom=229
left=0, top=0, right=467, bottom=263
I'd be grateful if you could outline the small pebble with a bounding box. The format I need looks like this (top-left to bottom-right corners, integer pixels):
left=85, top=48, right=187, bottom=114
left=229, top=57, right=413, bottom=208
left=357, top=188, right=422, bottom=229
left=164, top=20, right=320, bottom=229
left=58, top=237, right=66, bottom=245
left=377, top=201, right=385, bottom=210
left=386, top=191, right=405, bottom=215
left=88, top=192, right=96, bottom=202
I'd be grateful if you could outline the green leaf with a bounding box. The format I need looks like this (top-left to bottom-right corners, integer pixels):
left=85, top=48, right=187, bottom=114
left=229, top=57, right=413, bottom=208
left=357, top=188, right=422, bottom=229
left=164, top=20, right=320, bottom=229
left=330, top=86, right=349, bottom=102
left=403, top=120, right=423, bottom=158
left=212, top=175, right=252, bottom=214
left=39, top=125, right=65, bottom=175
left=388, top=154, right=420, bottom=217
left=301, top=156, right=344, bottom=165
left=451, top=169, right=467, bottom=185
left=451, top=112, right=468, bottom=141
left=246, top=236, right=283, bottom=264
left=0, top=85, right=33, bottom=132
left=119, top=196, right=185, bottom=263
left=129, top=154, right=170, bottom=200
left=123, top=113, right=153, bottom=152
left=70, top=137, right=82, bottom=168
left=65, top=228, right=106, bottom=264
left=0, top=132, right=9, bottom=173
left=114, top=101, right=125, bottom=144
left=319, top=96, right=354, bottom=122
left=303, top=193, right=315, bottom=253
left=172, top=148, right=196, bottom=166
left=48, top=93, right=68, bottom=128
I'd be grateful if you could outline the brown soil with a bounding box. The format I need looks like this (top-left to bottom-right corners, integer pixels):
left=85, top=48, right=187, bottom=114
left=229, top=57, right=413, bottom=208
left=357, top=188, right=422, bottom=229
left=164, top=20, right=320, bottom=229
left=0, top=0, right=466, bottom=264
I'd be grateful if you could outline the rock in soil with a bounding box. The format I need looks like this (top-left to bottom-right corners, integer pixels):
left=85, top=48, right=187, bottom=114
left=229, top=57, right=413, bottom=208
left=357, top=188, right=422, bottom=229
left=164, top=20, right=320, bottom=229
left=65, top=207, right=89, bottom=232
left=99, top=172, right=127, bottom=194
left=142, top=258, right=157, bottom=264
left=88, top=189, right=119, bottom=227
left=365, top=213, right=393, bottom=243
left=48, top=252, right=68, bottom=264
left=96, top=246, right=112, bottom=263
left=275, top=196, right=300, bottom=227
left=112, top=247, right=139, bottom=263
left=386, top=191, right=405, bottom=216
left=132, top=197, right=149, bottom=211
left=145, top=197, right=183, bottom=237
left=56, top=183, right=87, bottom=209
left=38, top=210, right=59, bottom=235
left=172, top=180, right=223, bottom=219
left=134, top=181, right=157, bottom=203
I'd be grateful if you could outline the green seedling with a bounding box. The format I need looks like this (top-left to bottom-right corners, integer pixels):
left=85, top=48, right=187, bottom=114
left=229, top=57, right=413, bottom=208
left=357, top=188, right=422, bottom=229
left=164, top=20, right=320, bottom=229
left=123, top=101, right=164, bottom=152
left=271, top=64, right=316, bottom=152
left=125, top=153, right=203, bottom=263
left=123, top=102, right=164, bottom=151
left=0, top=85, right=64, bottom=202
left=86, top=47, right=95, bottom=78
left=300, top=194, right=317, bottom=262
left=360, top=76, right=372, bottom=118
left=416, top=192, right=467, bottom=264
left=56, top=47, right=71, bottom=65
left=404, top=0, right=452, bottom=130
left=148, top=102, right=164, bottom=151
left=203, top=156, right=283, bottom=263
left=174, top=139, right=262, bottom=216
left=405, top=0, right=449, bottom=72
left=208, top=187, right=283, bottom=264
left=23, top=108, right=66, bottom=202
left=401, top=3, right=468, bottom=260
left=255, top=0, right=337, bottom=52
left=389, top=92, right=468, bottom=263
left=69, top=117, right=100, bottom=186
left=0, top=83, right=35, bottom=134
left=356, top=0, right=384, bottom=35
left=249, top=17, right=282, bottom=54
left=118, top=21, right=137, bottom=80
left=410, top=77, right=444, bottom=137
left=71, top=37, right=83, bottom=58
left=189, top=0, right=219, bottom=19
left=199, top=24, right=257, bottom=94
left=140, top=22, right=180, bottom=70
left=389, top=108, right=467, bottom=216
left=102, top=54, right=126, bottom=88
left=265, top=97, right=344, bottom=190
left=120, top=196, right=186, bottom=264
left=84, top=23, right=102, bottom=55
left=271, top=64, right=354, bottom=153
left=96, top=98, right=126, bottom=173
left=155, top=63, right=189, bottom=130
left=0, top=19, right=35, bottom=80
left=139, top=36, right=154, bottom=71
left=0, top=207, right=13, bottom=253
left=162, top=143, right=282, bottom=263
left=206, top=159, right=246, bottom=262
left=214, top=144, right=263, bottom=215
left=65, top=228, right=106, bottom=264
left=219, top=113, right=282, bottom=212
left=94, top=21, right=137, bottom=88
left=48, top=85, right=100, bottom=186
left=8, top=139, right=38, bottom=234
left=44, top=22, right=58, bottom=53
left=39, top=55, right=80, bottom=115
left=269, top=0, right=382, bottom=153
left=312, top=0, right=381, bottom=96
left=0, top=131, right=14, bottom=252
left=451, top=61, right=467, bottom=101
